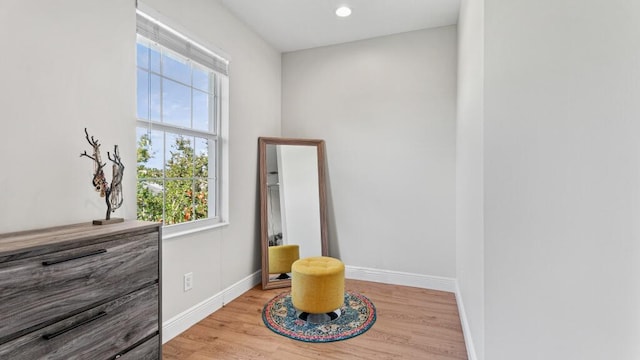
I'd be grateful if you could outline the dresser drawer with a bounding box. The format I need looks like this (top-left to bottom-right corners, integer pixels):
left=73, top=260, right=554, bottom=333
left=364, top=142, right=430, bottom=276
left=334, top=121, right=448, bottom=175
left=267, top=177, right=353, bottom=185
left=115, top=335, right=160, bottom=360
left=0, top=284, right=158, bottom=360
left=0, top=231, right=159, bottom=342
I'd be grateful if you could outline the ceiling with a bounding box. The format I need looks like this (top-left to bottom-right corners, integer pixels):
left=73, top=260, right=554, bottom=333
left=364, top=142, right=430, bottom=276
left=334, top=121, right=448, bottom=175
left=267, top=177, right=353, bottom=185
left=219, top=0, right=461, bottom=53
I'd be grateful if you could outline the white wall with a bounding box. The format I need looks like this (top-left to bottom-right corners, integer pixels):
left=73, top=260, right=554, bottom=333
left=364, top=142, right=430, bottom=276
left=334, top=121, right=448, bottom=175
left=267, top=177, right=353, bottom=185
left=483, top=0, right=640, bottom=359
left=0, top=0, right=281, bottom=331
left=0, top=0, right=136, bottom=232
left=456, top=0, right=484, bottom=358
left=278, top=145, right=321, bottom=259
left=282, top=27, right=457, bottom=278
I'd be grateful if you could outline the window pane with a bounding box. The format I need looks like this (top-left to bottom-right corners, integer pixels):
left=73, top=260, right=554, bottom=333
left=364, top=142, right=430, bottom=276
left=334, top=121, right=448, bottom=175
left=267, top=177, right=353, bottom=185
left=136, top=127, right=163, bottom=177
left=150, top=45, right=161, bottom=73
left=208, top=140, right=217, bottom=218
left=136, top=32, right=222, bottom=225
left=193, top=90, right=210, bottom=132
left=164, top=179, right=194, bottom=225
left=136, top=42, right=149, bottom=70
left=209, top=139, right=217, bottom=175
left=165, top=133, right=195, bottom=178
left=150, top=74, right=161, bottom=122
left=162, top=52, right=191, bottom=84
left=137, top=180, right=163, bottom=222
left=211, top=92, right=217, bottom=134
left=194, top=137, right=208, bottom=178
left=162, top=79, right=191, bottom=128
left=136, top=69, right=149, bottom=120
left=208, top=176, right=217, bottom=218
left=194, top=179, right=208, bottom=220
left=193, top=67, right=210, bottom=92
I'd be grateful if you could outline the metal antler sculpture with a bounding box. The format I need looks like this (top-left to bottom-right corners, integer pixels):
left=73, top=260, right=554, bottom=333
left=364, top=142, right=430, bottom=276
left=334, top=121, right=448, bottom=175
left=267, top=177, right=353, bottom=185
left=80, top=128, right=125, bottom=224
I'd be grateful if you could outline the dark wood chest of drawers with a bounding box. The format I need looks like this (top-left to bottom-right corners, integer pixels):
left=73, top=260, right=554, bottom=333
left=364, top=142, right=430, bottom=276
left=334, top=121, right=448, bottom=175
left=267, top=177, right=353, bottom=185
left=0, top=220, right=162, bottom=359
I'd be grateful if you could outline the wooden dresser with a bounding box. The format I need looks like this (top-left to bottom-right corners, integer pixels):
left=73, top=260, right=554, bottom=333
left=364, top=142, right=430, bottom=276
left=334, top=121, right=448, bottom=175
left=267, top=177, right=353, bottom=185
left=0, top=220, right=162, bottom=359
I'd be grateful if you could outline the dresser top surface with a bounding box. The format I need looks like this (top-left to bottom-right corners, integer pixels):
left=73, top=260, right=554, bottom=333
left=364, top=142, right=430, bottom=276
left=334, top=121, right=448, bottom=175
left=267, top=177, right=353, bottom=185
left=0, top=220, right=161, bottom=257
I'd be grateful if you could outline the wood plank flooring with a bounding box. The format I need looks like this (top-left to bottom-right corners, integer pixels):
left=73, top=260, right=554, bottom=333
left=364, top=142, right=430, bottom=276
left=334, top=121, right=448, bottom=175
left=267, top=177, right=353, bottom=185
left=162, top=279, right=468, bottom=359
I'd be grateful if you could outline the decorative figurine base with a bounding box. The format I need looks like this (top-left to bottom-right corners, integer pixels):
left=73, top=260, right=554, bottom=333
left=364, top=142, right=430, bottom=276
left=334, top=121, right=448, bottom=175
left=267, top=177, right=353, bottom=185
left=93, top=218, right=125, bottom=225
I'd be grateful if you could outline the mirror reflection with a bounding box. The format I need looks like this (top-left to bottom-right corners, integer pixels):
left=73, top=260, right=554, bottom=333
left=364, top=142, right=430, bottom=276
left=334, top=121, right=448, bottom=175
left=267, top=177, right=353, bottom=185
left=259, top=137, right=328, bottom=289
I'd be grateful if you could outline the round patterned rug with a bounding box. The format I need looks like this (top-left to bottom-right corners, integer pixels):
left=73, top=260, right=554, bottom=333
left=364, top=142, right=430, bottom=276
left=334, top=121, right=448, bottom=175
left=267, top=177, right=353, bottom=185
left=262, top=290, right=376, bottom=343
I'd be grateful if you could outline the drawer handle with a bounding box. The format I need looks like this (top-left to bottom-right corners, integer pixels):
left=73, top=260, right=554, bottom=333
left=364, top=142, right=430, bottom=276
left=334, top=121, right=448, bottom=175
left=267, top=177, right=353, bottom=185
left=42, top=311, right=107, bottom=340
left=42, top=249, right=107, bottom=266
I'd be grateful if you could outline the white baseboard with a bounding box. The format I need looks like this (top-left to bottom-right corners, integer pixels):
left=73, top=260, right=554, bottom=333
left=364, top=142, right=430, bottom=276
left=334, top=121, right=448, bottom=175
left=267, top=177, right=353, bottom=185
left=454, top=281, right=478, bottom=360
left=162, top=270, right=261, bottom=343
left=345, top=265, right=456, bottom=293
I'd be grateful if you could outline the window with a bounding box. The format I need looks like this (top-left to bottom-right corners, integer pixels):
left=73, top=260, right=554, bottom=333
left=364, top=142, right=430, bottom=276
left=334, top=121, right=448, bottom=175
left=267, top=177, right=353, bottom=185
left=136, top=10, right=228, bottom=228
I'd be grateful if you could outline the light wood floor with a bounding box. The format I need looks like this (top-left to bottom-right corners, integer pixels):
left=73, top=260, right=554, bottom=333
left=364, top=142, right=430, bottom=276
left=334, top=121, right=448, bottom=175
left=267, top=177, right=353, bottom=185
left=162, top=279, right=468, bottom=359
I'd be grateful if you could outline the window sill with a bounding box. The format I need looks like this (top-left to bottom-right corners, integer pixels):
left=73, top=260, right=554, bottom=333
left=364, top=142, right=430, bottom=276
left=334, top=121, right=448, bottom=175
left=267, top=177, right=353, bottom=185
left=161, top=219, right=229, bottom=241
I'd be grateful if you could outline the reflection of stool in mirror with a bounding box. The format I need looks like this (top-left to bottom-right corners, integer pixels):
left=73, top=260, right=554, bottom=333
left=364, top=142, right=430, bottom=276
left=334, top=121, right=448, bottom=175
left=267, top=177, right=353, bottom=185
left=268, top=244, right=300, bottom=280
left=291, top=256, right=345, bottom=323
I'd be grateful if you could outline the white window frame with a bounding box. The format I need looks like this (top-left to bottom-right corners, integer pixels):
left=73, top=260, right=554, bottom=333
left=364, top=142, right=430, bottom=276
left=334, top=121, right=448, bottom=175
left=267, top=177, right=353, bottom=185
left=136, top=7, right=229, bottom=238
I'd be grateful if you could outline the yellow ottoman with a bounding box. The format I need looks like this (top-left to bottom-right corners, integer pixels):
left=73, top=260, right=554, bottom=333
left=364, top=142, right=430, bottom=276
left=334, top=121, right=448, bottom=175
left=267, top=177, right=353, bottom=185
left=291, top=256, right=345, bottom=314
left=268, top=245, right=299, bottom=279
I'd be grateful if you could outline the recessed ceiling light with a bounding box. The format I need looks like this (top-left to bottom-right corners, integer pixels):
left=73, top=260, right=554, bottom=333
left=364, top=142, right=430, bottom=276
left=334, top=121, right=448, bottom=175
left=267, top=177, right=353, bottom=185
left=335, top=6, right=352, bottom=17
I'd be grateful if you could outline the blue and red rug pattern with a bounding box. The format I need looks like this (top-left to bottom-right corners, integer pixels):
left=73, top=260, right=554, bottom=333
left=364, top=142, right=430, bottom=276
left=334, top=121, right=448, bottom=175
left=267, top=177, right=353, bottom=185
left=262, top=290, right=376, bottom=343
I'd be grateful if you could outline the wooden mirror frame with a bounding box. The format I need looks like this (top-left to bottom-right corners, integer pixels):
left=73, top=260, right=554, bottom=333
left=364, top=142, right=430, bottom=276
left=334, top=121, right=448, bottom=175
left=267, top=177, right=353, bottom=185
left=259, top=137, right=329, bottom=289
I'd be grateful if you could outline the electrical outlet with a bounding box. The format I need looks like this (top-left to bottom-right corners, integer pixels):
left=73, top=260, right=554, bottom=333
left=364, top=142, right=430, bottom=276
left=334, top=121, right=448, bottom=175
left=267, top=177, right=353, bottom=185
left=184, top=272, right=193, bottom=292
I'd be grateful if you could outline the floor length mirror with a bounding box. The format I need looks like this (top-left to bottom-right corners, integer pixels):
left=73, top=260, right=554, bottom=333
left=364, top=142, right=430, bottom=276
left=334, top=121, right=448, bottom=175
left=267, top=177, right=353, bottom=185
left=259, top=137, right=328, bottom=289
